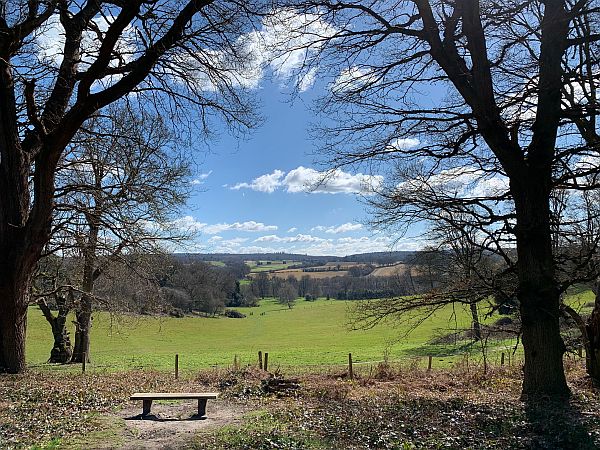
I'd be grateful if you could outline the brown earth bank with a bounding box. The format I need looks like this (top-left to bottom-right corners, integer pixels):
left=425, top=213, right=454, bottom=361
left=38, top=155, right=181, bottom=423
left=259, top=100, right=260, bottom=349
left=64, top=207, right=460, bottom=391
left=1, top=361, right=599, bottom=449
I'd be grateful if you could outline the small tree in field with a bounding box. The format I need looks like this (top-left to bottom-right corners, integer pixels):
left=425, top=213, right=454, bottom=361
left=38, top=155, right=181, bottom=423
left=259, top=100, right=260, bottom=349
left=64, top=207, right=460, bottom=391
left=36, top=105, right=191, bottom=364
left=277, top=282, right=298, bottom=309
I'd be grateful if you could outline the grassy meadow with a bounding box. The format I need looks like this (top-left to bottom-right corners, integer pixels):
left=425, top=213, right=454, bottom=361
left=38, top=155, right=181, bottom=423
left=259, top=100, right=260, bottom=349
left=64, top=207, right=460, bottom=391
left=247, top=260, right=298, bottom=272
left=26, top=290, right=592, bottom=374
left=12, top=290, right=597, bottom=449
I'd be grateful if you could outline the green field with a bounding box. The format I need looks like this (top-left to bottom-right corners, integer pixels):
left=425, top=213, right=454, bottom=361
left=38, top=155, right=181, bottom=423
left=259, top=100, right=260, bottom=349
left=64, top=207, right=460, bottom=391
left=207, top=261, right=226, bottom=267
left=25, top=291, right=594, bottom=373
left=247, top=260, right=297, bottom=272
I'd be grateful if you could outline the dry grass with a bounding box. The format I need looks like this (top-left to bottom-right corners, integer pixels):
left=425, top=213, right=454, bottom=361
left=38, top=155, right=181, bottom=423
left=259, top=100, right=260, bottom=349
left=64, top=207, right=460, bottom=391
left=369, top=263, right=411, bottom=277
left=3, top=361, right=600, bottom=449
left=196, top=361, right=600, bottom=449
left=268, top=269, right=350, bottom=279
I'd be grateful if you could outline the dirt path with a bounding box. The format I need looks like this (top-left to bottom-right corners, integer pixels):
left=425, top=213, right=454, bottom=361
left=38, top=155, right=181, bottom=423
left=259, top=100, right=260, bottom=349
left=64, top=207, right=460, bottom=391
left=113, top=399, right=247, bottom=450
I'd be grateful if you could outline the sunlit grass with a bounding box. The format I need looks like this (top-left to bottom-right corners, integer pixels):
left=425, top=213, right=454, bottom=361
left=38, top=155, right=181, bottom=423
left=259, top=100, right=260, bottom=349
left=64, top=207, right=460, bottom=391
left=26, top=291, right=594, bottom=373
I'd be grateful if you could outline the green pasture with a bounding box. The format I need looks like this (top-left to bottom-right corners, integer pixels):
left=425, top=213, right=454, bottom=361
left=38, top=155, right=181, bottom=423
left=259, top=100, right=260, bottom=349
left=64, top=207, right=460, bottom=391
left=25, top=291, right=594, bottom=373
left=207, top=261, right=226, bottom=267
left=246, top=260, right=297, bottom=272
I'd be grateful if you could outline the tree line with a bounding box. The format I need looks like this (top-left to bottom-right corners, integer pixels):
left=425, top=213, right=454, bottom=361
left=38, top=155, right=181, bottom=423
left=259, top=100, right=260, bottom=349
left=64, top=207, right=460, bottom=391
left=35, top=254, right=257, bottom=363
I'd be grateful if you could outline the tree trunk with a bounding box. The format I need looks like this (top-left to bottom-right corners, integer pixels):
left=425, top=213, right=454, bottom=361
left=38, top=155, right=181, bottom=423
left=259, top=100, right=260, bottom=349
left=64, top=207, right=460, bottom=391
left=71, top=218, right=99, bottom=364
left=586, top=279, right=600, bottom=381
left=470, top=301, right=482, bottom=342
left=71, top=300, right=91, bottom=363
left=38, top=297, right=72, bottom=364
left=513, top=181, right=569, bottom=400
left=0, top=56, right=36, bottom=373
left=0, top=285, right=28, bottom=373
left=0, top=228, right=35, bottom=374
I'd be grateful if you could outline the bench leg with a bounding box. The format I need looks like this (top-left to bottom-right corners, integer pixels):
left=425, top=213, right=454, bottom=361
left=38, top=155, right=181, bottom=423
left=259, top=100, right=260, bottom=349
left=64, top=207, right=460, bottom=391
left=142, top=399, right=152, bottom=417
left=198, top=398, right=207, bottom=417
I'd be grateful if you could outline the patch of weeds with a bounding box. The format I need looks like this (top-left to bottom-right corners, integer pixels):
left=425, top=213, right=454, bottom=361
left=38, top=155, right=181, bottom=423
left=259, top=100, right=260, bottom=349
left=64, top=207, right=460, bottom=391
left=403, top=342, right=476, bottom=358
left=200, top=393, right=600, bottom=450
left=193, top=410, right=332, bottom=449
left=59, top=414, right=125, bottom=450
left=29, top=438, right=61, bottom=450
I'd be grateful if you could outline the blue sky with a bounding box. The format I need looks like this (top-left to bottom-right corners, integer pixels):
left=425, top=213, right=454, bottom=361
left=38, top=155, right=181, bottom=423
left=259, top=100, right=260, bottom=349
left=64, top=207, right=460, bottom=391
left=178, top=78, right=421, bottom=256
left=35, top=8, right=422, bottom=257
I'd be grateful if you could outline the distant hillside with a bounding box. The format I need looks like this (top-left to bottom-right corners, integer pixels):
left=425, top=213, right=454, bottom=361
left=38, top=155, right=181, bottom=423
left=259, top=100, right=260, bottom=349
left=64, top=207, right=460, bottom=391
left=173, top=251, right=415, bottom=265
left=340, top=251, right=415, bottom=264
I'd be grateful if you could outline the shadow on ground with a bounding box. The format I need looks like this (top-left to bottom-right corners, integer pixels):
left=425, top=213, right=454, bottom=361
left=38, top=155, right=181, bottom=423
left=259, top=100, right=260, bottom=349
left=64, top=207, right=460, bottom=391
left=523, top=399, right=598, bottom=449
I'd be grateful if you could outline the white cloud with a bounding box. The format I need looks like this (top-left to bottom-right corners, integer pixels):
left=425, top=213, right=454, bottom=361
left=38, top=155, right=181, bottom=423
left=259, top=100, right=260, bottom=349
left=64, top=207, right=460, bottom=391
left=170, top=216, right=277, bottom=235
left=287, top=227, right=298, bottom=233
left=284, top=166, right=383, bottom=194
left=191, top=171, right=213, bottom=185
left=176, top=8, right=336, bottom=93
left=388, top=138, right=420, bottom=151
left=243, top=234, right=402, bottom=256
left=230, top=170, right=285, bottom=193
left=575, top=154, right=600, bottom=170
left=203, top=221, right=278, bottom=235
left=231, top=166, right=383, bottom=195
left=398, top=167, right=509, bottom=199
left=35, top=14, right=64, bottom=64
left=331, top=66, right=377, bottom=94
left=254, top=234, right=326, bottom=243
left=259, top=8, right=337, bottom=91
left=205, top=237, right=253, bottom=253
left=170, top=215, right=208, bottom=232
left=188, top=229, right=422, bottom=256
left=312, top=223, right=363, bottom=234
left=35, top=8, right=336, bottom=95
left=36, top=14, right=137, bottom=79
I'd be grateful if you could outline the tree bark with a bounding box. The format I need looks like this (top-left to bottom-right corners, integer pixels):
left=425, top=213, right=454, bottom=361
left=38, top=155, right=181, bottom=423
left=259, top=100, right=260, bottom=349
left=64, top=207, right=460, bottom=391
left=0, top=285, right=28, bottom=373
left=470, top=301, right=482, bottom=342
left=71, top=217, right=99, bottom=364
left=586, top=279, right=600, bottom=381
left=0, top=46, right=34, bottom=373
left=513, top=180, right=569, bottom=399
left=71, top=301, right=91, bottom=363
left=38, top=297, right=72, bottom=364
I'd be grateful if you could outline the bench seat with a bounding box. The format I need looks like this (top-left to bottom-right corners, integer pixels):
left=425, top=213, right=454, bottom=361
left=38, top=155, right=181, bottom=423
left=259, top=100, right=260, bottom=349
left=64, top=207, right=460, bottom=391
left=130, top=392, right=219, bottom=417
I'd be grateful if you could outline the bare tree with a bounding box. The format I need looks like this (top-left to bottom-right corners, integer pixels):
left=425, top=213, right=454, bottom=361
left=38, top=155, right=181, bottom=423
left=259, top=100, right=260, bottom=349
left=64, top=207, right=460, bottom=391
left=41, top=105, right=192, bottom=363
left=277, top=0, right=600, bottom=399
left=430, top=221, right=489, bottom=341
left=33, top=255, right=76, bottom=363
left=0, top=1, right=264, bottom=373
left=277, top=281, right=297, bottom=309
left=167, top=257, right=237, bottom=316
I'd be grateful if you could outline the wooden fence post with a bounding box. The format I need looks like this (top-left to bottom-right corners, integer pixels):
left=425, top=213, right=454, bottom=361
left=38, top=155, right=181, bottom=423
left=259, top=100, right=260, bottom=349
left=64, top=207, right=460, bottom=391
left=348, top=353, right=353, bottom=380
left=501, top=352, right=505, bottom=366
left=427, top=355, right=432, bottom=371
left=264, top=353, right=269, bottom=372
left=258, top=351, right=263, bottom=370
left=175, top=354, right=179, bottom=379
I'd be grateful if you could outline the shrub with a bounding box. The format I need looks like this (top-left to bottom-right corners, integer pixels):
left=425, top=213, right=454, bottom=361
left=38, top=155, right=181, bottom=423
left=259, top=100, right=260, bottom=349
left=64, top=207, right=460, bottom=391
left=224, top=309, right=246, bottom=319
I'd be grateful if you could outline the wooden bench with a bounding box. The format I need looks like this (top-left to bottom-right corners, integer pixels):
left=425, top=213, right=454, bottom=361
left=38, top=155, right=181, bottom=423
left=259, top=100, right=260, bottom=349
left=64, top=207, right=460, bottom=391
left=130, top=392, right=219, bottom=417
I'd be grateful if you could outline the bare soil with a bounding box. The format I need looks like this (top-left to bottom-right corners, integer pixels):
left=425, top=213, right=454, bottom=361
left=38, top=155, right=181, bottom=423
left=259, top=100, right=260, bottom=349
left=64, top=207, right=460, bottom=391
left=116, top=399, right=247, bottom=450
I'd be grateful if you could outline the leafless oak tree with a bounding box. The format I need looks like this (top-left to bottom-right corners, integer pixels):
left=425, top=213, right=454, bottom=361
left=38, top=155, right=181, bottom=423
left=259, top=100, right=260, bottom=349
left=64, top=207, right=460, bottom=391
left=41, top=104, right=192, bottom=363
left=278, top=0, right=600, bottom=399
